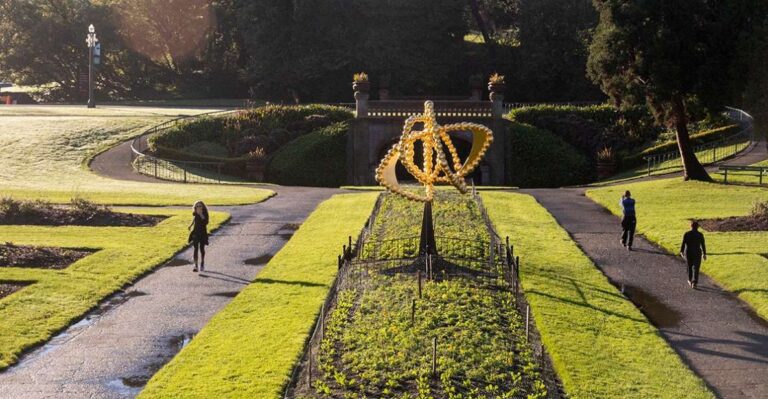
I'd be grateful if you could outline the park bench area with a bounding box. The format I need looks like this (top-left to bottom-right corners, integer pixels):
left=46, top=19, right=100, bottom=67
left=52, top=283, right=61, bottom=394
left=719, top=165, right=768, bottom=184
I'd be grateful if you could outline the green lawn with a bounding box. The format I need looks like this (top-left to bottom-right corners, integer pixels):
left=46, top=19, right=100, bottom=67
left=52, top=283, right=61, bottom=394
left=0, top=106, right=273, bottom=205
left=0, top=207, right=229, bottom=370
left=587, top=179, right=768, bottom=319
left=482, top=192, right=713, bottom=399
left=138, top=193, right=379, bottom=399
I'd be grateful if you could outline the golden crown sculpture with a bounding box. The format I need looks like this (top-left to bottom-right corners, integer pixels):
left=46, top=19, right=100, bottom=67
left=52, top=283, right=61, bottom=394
left=375, top=101, right=493, bottom=202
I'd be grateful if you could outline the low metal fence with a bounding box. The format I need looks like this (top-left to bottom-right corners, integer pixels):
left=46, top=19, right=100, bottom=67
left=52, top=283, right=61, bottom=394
left=643, top=107, right=754, bottom=176
left=130, top=110, right=241, bottom=184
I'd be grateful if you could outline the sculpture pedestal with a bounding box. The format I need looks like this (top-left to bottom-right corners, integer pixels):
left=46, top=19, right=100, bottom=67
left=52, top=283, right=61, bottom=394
left=419, top=202, right=438, bottom=256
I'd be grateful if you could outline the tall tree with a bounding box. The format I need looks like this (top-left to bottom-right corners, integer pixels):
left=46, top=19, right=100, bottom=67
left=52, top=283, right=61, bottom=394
left=588, top=0, right=761, bottom=181
left=513, top=0, right=600, bottom=102
left=0, top=0, right=117, bottom=100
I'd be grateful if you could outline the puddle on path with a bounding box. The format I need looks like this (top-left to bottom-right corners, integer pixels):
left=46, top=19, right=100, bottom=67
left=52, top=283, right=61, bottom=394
left=10, top=289, right=149, bottom=369
left=625, top=286, right=681, bottom=328
left=107, top=378, right=143, bottom=396
left=107, top=335, right=194, bottom=395
left=244, top=254, right=273, bottom=266
left=165, top=258, right=191, bottom=267
left=208, top=291, right=239, bottom=298
left=169, top=333, right=195, bottom=351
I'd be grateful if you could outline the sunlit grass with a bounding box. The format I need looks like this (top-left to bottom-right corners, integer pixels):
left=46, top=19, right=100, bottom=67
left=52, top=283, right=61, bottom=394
left=587, top=179, right=768, bottom=319
left=0, top=207, right=228, bottom=370
left=138, top=193, right=379, bottom=399
left=0, top=106, right=273, bottom=205
left=483, top=192, right=713, bottom=399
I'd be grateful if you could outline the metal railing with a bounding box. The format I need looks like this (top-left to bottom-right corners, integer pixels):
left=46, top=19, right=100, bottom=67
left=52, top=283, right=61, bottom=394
left=643, top=107, right=754, bottom=176
left=278, top=193, right=565, bottom=398
left=130, top=110, right=242, bottom=183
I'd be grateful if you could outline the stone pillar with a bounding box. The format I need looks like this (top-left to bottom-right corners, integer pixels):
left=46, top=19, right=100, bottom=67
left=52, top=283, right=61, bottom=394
left=353, top=81, right=370, bottom=118
left=489, top=82, right=506, bottom=119
left=469, top=75, right=483, bottom=101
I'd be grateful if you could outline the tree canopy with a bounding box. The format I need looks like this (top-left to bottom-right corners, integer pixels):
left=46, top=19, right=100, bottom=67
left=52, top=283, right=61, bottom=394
left=587, top=0, right=764, bottom=181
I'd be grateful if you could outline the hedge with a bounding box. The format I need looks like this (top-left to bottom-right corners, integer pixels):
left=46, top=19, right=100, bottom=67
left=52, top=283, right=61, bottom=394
left=266, top=122, right=348, bottom=187
left=508, top=104, right=659, bottom=162
left=148, top=104, right=353, bottom=162
left=506, top=122, right=593, bottom=187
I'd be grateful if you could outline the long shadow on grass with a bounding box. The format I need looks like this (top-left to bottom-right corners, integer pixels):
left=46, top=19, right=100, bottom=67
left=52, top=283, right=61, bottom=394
left=252, top=278, right=325, bottom=288
left=524, top=271, right=645, bottom=323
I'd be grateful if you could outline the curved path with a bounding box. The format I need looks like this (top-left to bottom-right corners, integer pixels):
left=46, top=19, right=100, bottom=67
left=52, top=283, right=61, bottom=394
left=525, top=140, right=768, bottom=399
left=0, top=136, right=344, bottom=398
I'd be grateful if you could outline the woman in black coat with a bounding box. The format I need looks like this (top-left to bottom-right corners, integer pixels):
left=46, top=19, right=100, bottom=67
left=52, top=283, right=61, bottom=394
left=188, top=201, right=209, bottom=272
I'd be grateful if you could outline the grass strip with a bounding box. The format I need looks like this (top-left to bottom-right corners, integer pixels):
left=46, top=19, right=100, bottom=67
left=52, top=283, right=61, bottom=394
left=138, top=193, right=379, bottom=399
left=0, top=208, right=228, bottom=369
left=482, top=191, right=713, bottom=398
left=587, top=179, right=768, bottom=319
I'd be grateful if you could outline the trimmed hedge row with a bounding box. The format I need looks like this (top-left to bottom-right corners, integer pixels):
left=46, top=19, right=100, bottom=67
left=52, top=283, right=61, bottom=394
left=266, top=122, right=348, bottom=187
left=506, top=122, right=593, bottom=187
left=622, top=124, right=741, bottom=167
left=508, top=104, right=659, bottom=163
left=148, top=104, right=353, bottom=161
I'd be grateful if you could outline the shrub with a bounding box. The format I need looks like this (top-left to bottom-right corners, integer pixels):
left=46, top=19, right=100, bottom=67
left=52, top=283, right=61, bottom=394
left=148, top=104, right=353, bottom=161
left=508, top=104, right=659, bottom=162
left=752, top=201, right=768, bottom=220
left=506, top=122, right=593, bottom=187
left=266, top=122, right=349, bottom=187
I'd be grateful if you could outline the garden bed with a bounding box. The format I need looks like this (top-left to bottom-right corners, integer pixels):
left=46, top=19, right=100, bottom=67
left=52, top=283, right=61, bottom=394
left=700, top=201, right=768, bottom=232
left=700, top=216, right=768, bottom=232
left=0, top=198, right=165, bottom=227
left=0, top=282, right=29, bottom=300
left=288, top=192, right=552, bottom=398
left=0, top=243, right=94, bottom=269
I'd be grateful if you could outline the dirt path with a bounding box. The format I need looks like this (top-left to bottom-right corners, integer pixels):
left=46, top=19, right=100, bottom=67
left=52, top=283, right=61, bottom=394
left=526, top=188, right=768, bottom=399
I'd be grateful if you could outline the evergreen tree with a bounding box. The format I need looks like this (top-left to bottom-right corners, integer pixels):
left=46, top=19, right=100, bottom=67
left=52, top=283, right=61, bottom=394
left=588, top=0, right=762, bottom=181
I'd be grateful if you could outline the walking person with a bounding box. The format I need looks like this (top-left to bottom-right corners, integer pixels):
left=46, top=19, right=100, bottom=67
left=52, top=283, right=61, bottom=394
left=188, top=200, right=209, bottom=273
left=620, top=190, right=636, bottom=250
left=680, top=221, right=707, bottom=289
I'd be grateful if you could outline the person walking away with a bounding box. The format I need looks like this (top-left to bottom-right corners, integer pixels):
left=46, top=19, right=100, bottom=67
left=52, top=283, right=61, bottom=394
left=680, top=221, right=707, bottom=289
left=620, top=190, right=636, bottom=250
left=188, top=201, right=209, bottom=273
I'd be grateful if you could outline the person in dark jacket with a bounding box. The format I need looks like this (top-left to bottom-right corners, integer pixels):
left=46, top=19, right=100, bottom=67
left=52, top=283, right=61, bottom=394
left=620, top=190, right=636, bottom=250
left=188, top=200, right=209, bottom=273
left=680, top=221, right=707, bottom=289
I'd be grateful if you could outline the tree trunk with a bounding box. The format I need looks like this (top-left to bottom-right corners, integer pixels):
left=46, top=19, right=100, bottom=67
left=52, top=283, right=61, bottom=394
left=672, top=94, right=712, bottom=181
left=468, top=0, right=497, bottom=66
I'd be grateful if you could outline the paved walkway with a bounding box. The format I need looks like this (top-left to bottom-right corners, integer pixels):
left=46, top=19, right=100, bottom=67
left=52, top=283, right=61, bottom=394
left=0, top=186, right=341, bottom=398
left=90, top=136, right=161, bottom=183
left=526, top=188, right=768, bottom=399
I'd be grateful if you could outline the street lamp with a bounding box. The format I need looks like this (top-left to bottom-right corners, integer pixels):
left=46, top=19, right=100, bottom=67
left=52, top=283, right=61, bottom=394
left=85, top=24, right=98, bottom=108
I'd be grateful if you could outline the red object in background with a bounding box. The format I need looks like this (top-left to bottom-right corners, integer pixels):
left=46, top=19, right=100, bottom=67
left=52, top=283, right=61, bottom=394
left=0, top=95, right=12, bottom=105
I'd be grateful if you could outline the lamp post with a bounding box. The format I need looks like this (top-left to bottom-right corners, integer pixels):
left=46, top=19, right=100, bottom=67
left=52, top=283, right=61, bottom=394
left=85, top=24, right=98, bottom=108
